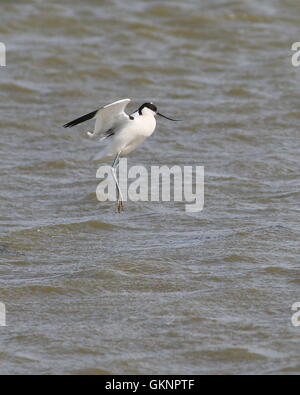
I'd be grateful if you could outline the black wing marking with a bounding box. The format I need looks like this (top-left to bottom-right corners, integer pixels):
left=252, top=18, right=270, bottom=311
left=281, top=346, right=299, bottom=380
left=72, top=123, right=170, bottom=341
left=104, top=129, right=115, bottom=138
left=63, top=109, right=98, bottom=128
left=100, top=128, right=115, bottom=140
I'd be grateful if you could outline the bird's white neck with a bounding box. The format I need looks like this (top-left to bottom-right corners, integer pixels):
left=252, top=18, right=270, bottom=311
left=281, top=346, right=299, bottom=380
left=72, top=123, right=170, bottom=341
left=140, top=108, right=156, bottom=118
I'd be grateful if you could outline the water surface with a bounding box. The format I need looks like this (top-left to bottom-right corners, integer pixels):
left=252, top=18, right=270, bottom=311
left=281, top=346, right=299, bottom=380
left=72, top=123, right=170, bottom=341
left=0, top=0, right=300, bottom=375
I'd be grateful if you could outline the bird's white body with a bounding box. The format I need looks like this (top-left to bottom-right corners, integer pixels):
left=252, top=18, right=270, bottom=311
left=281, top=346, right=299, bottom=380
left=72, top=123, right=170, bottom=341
left=93, top=106, right=156, bottom=162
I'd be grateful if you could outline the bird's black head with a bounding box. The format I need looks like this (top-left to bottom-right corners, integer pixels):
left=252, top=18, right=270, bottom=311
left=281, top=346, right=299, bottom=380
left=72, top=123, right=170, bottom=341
left=138, top=102, right=157, bottom=115
left=138, top=102, right=181, bottom=121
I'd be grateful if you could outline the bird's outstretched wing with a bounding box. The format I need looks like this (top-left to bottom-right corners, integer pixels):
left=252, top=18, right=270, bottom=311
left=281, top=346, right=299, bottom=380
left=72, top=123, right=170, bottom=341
left=63, top=98, right=131, bottom=139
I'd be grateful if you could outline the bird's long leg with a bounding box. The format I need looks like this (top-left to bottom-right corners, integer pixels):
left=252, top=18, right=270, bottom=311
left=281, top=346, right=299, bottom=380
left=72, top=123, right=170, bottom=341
left=111, top=152, right=124, bottom=213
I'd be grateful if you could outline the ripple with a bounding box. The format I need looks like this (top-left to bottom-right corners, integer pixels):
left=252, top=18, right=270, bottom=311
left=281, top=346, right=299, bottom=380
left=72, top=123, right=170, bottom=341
left=1, top=0, right=300, bottom=376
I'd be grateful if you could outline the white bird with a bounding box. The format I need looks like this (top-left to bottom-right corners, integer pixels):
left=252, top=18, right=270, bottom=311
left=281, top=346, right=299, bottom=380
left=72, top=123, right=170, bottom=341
left=63, top=98, right=180, bottom=212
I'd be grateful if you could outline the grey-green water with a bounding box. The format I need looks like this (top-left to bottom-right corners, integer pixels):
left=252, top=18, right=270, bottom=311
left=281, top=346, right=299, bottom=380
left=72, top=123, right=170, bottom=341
left=0, top=0, right=300, bottom=374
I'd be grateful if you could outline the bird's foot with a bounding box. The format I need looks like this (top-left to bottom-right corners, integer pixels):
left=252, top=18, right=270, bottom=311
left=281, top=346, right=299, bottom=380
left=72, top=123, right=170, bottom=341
left=117, top=200, right=124, bottom=213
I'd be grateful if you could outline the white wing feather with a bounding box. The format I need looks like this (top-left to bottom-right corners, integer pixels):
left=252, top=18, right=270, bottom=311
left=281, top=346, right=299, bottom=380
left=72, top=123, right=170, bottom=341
left=88, top=98, right=131, bottom=139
